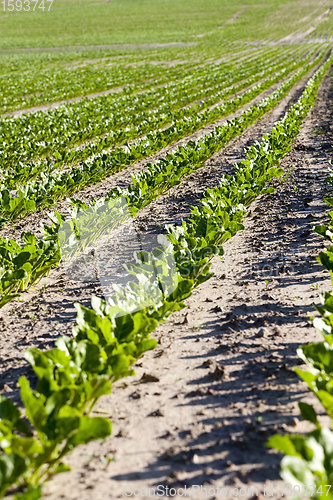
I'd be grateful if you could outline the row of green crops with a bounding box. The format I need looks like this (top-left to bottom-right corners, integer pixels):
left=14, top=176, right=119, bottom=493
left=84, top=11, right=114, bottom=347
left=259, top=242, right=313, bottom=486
left=0, top=49, right=330, bottom=499
left=267, top=166, right=333, bottom=499
left=0, top=47, right=326, bottom=230
left=50, top=47, right=310, bottom=164
left=0, top=44, right=301, bottom=167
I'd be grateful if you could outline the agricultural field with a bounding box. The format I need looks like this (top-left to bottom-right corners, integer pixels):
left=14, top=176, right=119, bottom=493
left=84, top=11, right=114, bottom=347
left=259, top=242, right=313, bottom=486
left=1, top=0, right=333, bottom=498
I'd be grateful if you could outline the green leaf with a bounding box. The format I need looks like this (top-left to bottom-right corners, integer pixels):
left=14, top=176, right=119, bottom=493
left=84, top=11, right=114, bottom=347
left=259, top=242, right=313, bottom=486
left=281, top=455, right=315, bottom=486
left=12, top=252, right=31, bottom=268
left=0, top=453, right=28, bottom=493
left=14, top=485, right=42, bottom=500
left=0, top=396, right=20, bottom=423
left=298, top=402, right=319, bottom=426
left=136, top=339, right=157, bottom=355
left=266, top=434, right=299, bottom=456
left=68, top=416, right=111, bottom=447
left=18, top=377, right=46, bottom=431
left=316, top=390, right=333, bottom=418
left=53, top=462, right=72, bottom=475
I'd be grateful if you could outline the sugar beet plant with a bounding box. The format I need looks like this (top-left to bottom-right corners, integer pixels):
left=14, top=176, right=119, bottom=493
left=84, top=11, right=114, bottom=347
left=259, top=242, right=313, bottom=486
left=0, top=51, right=330, bottom=499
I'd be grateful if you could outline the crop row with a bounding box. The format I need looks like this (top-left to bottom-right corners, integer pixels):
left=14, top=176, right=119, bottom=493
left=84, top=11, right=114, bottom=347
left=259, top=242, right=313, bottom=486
left=0, top=46, right=260, bottom=121
left=6, top=52, right=310, bottom=177
left=0, top=46, right=326, bottom=233
left=0, top=46, right=210, bottom=113
left=0, top=51, right=329, bottom=499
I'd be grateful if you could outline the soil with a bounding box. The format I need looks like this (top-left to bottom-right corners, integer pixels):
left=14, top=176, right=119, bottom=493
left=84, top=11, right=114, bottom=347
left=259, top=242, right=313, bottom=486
left=0, top=64, right=333, bottom=500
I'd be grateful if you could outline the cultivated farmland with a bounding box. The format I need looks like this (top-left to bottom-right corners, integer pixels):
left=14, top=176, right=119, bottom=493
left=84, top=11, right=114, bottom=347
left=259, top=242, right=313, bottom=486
left=1, top=1, right=333, bottom=498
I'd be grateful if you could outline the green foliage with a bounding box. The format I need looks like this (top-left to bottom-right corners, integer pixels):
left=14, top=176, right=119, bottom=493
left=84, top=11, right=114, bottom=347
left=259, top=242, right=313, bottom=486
left=1, top=45, right=299, bottom=165
left=268, top=428, right=333, bottom=499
